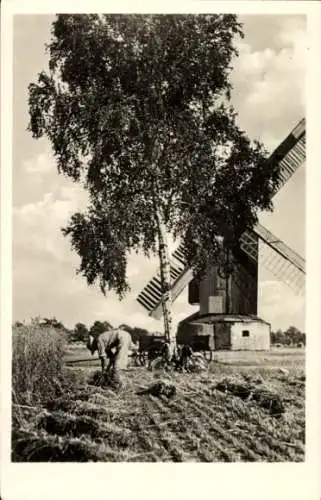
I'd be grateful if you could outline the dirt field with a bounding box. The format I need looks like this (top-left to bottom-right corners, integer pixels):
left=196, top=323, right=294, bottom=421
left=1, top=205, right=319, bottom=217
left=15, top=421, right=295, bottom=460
left=12, top=347, right=305, bottom=462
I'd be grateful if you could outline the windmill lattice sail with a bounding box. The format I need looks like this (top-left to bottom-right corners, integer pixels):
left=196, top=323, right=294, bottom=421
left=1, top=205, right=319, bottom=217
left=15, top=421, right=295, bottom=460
left=241, top=223, right=305, bottom=294
left=269, top=118, right=305, bottom=193
left=136, top=245, right=193, bottom=313
left=136, top=118, right=306, bottom=318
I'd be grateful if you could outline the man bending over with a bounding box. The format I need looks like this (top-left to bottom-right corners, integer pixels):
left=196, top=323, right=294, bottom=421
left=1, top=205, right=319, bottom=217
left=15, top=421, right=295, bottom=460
left=87, top=326, right=132, bottom=386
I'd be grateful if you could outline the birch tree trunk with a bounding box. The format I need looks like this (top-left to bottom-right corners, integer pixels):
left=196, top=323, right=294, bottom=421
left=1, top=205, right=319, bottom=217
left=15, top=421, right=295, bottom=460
left=154, top=207, right=176, bottom=359
left=150, top=135, right=177, bottom=361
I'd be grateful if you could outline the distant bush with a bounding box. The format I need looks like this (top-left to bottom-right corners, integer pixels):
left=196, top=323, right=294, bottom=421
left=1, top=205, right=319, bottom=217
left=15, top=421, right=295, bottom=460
left=89, top=321, right=113, bottom=337
left=71, top=322, right=89, bottom=343
left=270, top=326, right=306, bottom=347
left=12, top=320, right=68, bottom=405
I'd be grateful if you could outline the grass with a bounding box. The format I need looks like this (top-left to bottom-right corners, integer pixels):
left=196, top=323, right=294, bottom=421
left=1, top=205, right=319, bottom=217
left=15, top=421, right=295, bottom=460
left=12, top=331, right=306, bottom=462
left=12, top=321, right=69, bottom=406
left=211, top=348, right=305, bottom=367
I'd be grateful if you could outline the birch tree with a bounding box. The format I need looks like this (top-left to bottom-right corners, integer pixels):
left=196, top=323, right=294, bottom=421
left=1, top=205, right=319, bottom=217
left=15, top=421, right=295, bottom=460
left=28, top=14, right=280, bottom=360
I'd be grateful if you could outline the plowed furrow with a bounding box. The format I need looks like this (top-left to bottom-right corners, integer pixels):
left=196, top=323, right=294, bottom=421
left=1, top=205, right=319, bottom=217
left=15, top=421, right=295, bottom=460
left=132, top=421, right=165, bottom=462
left=190, top=393, right=293, bottom=460
left=148, top=395, right=208, bottom=461
left=181, top=395, right=262, bottom=461
left=196, top=390, right=304, bottom=459
left=217, top=401, right=304, bottom=459
left=133, top=399, right=171, bottom=461
left=163, top=396, right=241, bottom=461
left=145, top=396, right=189, bottom=462
left=188, top=394, right=286, bottom=461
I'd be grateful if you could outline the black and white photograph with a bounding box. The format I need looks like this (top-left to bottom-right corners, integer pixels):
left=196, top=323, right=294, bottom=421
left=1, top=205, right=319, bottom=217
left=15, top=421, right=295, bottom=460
left=1, top=2, right=321, bottom=496
left=10, top=11, right=308, bottom=462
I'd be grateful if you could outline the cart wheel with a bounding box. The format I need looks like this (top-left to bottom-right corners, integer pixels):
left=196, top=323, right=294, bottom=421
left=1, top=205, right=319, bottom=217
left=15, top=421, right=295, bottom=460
left=138, top=353, right=146, bottom=366
left=204, top=350, right=213, bottom=362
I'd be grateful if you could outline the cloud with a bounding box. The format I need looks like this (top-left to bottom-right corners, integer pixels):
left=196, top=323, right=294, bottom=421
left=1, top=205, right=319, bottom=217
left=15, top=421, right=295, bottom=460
left=12, top=15, right=306, bottom=332
left=14, top=149, right=87, bottom=209
left=13, top=186, right=86, bottom=260
left=22, top=153, right=54, bottom=174
left=258, top=280, right=305, bottom=330
left=231, top=16, right=306, bottom=151
left=12, top=183, right=197, bottom=329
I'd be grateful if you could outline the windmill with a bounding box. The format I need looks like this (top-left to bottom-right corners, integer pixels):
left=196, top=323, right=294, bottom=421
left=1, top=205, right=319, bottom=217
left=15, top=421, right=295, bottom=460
left=136, top=118, right=305, bottom=350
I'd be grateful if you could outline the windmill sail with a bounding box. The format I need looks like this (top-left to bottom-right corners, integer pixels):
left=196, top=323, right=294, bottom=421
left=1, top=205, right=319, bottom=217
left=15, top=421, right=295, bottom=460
left=254, top=223, right=304, bottom=273
left=268, top=118, right=305, bottom=193
left=255, top=223, right=305, bottom=294
left=136, top=245, right=194, bottom=314
left=136, top=118, right=306, bottom=318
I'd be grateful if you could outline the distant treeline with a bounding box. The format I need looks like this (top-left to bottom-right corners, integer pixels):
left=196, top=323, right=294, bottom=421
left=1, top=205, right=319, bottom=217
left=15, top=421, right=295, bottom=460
left=270, top=326, right=305, bottom=347
left=14, top=318, right=306, bottom=348
left=71, top=320, right=157, bottom=345
left=13, top=318, right=158, bottom=345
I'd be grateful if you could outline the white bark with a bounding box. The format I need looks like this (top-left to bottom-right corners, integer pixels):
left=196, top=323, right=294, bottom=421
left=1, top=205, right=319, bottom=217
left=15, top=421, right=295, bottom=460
left=154, top=207, right=176, bottom=356
left=150, top=137, right=177, bottom=360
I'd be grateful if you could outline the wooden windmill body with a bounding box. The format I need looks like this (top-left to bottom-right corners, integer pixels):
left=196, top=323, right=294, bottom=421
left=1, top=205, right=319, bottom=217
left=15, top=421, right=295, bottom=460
left=137, top=119, right=306, bottom=351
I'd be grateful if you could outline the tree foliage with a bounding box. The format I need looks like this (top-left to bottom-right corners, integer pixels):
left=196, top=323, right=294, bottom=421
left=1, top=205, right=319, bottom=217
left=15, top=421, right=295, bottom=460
left=28, top=14, right=281, bottom=300
left=270, top=326, right=305, bottom=346
left=40, top=317, right=67, bottom=330
left=72, top=322, right=89, bottom=342
left=89, top=320, right=113, bottom=337
left=119, top=323, right=163, bottom=345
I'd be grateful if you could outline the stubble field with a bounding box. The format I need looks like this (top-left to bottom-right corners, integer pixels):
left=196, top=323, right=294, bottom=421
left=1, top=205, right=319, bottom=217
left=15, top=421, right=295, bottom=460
left=12, top=344, right=305, bottom=462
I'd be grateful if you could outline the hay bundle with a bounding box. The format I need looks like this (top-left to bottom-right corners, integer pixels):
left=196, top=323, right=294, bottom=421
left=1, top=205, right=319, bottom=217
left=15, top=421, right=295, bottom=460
left=37, top=411, right=102, bottom=438
left=12, top=428, right=123, bottom=462
left=87, top=392, right=111, bottom=406
left=72, top=401, right=111, bottom=420
left=137, top=380, right=176, bottom=398
left=149, top=355, right=176, bottom=372
left=12, top=404, right=49, bottom=430
left=216, top=378, right=253, bottom=399
left=88, top=370, right=122, bottom=389
left=186, top=353, right=209, bottom=373
left=45, top=397, right=76, bottom=413
left=46, top=398, right=108, bottom=420
left=36, top=409, right=135, bottom=446
left=74, top=385, right=109, bottom=399
left=216, top=376, right=285, bottom=417
left=251, top=389, right=285, bottom=416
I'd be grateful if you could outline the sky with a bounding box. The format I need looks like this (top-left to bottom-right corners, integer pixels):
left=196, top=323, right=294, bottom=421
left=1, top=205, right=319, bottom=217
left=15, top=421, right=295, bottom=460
left=12, top=14, right=306, bottom=332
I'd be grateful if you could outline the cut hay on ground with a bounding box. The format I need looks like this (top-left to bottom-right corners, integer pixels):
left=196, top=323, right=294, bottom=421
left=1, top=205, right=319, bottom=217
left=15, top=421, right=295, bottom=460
left=215, top=375, right=285, bottom=416
left=12, top=354, right=305, bottom=462
left=12, top=428, right=126, bottom=462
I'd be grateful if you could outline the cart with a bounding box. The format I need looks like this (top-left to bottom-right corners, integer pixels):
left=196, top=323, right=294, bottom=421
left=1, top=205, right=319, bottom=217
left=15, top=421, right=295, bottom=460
left=136, top=335, right=166, bottom=366
left=178, top=334, right=214, bottom=362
